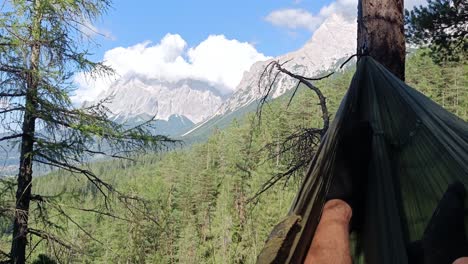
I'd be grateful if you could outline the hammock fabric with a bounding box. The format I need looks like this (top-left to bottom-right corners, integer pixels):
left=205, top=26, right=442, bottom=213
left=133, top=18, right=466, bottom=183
left=257, top=56, right=468, bottom=264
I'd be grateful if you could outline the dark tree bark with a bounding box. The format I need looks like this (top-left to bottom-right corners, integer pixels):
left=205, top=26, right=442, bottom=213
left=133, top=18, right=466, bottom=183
left=1, top=0, right=171, bottom=262
left=10, top=1, right=41, bottom=262
left=358, top=0, right=406, bottom=80
left=11, top=95, right=36, bottom=264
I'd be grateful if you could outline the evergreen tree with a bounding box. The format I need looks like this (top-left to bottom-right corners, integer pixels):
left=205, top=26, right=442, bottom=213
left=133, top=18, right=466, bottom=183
left=405, top=0, right=468, bottom=63
left=0, top=47, right=463, bottom=263
left=0, top=0, right=171, bottom=262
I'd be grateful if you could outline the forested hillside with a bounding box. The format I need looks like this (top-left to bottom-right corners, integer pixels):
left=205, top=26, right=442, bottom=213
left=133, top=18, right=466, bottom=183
left=1, top=51, right=466, bottom=263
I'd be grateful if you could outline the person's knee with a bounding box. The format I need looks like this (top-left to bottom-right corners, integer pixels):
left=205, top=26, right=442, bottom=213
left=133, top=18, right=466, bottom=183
left=453, top=257, right=468, bottom=264
left=305, top=199, right=353, bottom=264
left=321, top=199, right=352, bottom=225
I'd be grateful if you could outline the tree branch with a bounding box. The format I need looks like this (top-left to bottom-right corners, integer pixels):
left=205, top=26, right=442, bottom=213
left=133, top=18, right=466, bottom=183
left=0, top=92, right=26, bottom=97
left=28, top=228, right=75, bottom=251
left=0, top=133, right=23, bottom=142
left=273, top=62, right=330, bottom=131
left=33, top=155, right=112, bottom=203
left=0, top=107, right=24, bottom=115
left=250, top=59, right=333, bottom=201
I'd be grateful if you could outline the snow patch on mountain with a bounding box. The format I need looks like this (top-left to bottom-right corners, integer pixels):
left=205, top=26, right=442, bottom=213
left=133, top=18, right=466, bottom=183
left=212, top=13, right=356, bottom=117
left=88, top=13, right=356, bottom=132
left=92, top=76, right=226, bottom=124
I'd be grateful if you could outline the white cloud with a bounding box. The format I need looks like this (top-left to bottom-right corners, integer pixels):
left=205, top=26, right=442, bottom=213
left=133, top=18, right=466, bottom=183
left=73, top=34, right=270, bottom=103
left=318, top=0, right=357, bottom=19
left=267, top=0, right=427, bottom=32
left=405, top=0, right=428, bottom=10
left=265, top=0, right=356, bottom=32
left=187, top=35, right=269, bottom=91
left=265, top=9, right=322, bottom=31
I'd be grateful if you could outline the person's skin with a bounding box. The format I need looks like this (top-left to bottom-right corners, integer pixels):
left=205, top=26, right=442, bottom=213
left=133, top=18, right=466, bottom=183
left=304, top=199, right=468, bottom=264
left=304, top=199, right=353, bottom=264
left=454, top=257, right=468, bottom=264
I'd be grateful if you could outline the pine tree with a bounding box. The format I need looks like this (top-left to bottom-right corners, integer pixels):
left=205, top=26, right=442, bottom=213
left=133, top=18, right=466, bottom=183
left=0, top=1, right=171, bottom=262
left=405, top=0, right=468, bottom=63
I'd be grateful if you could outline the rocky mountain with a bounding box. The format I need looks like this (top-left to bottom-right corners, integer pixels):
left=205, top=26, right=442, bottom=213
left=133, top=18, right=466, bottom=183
left=91, top=76, right=227, bottom=125
left=183, top=13, right=357, bottom=137
left=86, top=13, right=356, bottom=139
left=215, top=14, right=356, bottom=116
left=113, top=113, right=195, bottom=136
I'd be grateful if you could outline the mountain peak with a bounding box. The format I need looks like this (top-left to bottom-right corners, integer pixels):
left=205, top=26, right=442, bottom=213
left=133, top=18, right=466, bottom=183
left=93, top=76, right=226, bottom=124
left=189, top=13, right=357, bottom=129
left=93, top=13, right=358, bottom=137
left=304, top=13, right=356, bottom=51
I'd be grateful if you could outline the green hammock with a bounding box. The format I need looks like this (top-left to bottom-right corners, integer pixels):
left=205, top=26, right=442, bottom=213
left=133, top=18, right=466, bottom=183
left=257, top=56, right=468, bottom=264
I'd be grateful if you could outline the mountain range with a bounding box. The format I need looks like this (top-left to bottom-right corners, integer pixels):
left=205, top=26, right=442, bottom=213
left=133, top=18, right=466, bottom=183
left=183, top=14, right=357, bottom=138
left=1, top=13, right=358, bottom=175
left=90, top=13, right=357, bottom=137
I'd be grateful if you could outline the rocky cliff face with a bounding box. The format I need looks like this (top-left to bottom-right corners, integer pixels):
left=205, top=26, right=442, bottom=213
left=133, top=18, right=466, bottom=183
left=92, top=76, right=226, bottom=124
left=90, top=13, right=356, bottom=136
left=212, top=14, right=356, bottom=117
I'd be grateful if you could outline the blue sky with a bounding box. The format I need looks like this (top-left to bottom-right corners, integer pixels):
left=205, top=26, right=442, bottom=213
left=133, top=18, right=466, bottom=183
left=76, top=0, right=356, bottom=101
left=91, top=0, right=333, bottom=59
left=74, top=0, right=426, bottom=102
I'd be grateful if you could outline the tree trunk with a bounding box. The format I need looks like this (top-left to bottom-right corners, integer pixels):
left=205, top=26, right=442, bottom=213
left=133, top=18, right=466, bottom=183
left=357, top=0, right=406, bottom=80
left=10, top=1, right=42, bottom=262
left=11, top=95, right=36, bottom=264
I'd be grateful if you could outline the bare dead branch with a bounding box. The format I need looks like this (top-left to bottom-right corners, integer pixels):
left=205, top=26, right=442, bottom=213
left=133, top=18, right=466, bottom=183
left=302, top=71, right=335, bottom=81
left=118, top=194, right=163, bottom=229
left=0, top=107, right=24, bottom=115
left=63, top=205, right=133, bottom=222
left=0, top=249, right=10, bottom=258
left=0, top=92, right=25, bottom=97
left=248, top=161, right=307, bottom=204
left=51, top=204, right=105, bottom=247
left=249, top=59, right=334, bottom=203
left=269, top=61, right=330, bottom=132
left=287, top=81, right=301, bottom=109
left=33, top=156, right=113, bottom=206
left=0, top=65, right=24, bottom=75
left=340, top=53, right=359, bottom=69
left=28, top=228, right=76, bottom=251
left=0, top=133, right=23, bottom=142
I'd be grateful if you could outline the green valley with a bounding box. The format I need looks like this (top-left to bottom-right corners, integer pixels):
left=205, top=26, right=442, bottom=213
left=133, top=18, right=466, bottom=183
left=0, top=51, right=465, bottom=263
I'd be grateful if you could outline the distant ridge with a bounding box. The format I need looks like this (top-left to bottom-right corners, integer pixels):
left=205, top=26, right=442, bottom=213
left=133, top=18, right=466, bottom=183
left=88, top=76, right=226, bottom=126
left=183, top=13, right=357, bottom=139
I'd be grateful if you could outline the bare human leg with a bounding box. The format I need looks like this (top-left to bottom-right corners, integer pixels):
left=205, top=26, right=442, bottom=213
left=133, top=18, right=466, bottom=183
left=304, top=199, right=353, bottom=264
left=454, top=258, right=468, bottom=264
